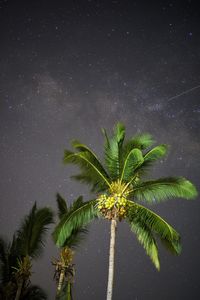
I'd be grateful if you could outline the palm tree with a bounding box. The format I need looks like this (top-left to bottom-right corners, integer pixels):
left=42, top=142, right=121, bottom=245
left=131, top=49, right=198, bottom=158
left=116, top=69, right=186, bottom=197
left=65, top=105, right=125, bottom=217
left=52, top=193, right=88, bottom=300
left=53, top=122, right=197, bottom=300
left=0, top=239, right=46, bottom=300
left=0, top=202, right=53, bottom=300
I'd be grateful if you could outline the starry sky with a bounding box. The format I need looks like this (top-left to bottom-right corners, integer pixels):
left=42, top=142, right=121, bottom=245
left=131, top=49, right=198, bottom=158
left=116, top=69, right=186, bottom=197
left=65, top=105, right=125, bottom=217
left=0, top=0, right=200, bottom=299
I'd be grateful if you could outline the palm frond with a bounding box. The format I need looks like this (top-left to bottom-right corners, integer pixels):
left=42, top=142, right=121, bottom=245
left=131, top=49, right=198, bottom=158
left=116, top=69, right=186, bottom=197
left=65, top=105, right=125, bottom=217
left=144, top=144, right=168, bottom=163
left=53, top=200, right=98, bottom=247
left=55, top=195, right=89, bottom=248
left=131, top=133, right=155, bottom=149
left=62, top=227, right=88, bottom=249
left=131, top=177, right=198, bottom=204
left=9, top=234, right=21, bottom=264
left=120, top=148, right=144, bottom=182
left=103, top=122, right=125, bottom=180
left=56, top=194, right=68, bottom=219
left=122, top=133, right=154, bottom=158
left=72, top=140, right=110, bottom=185
left=111, top=122, right=126, bottom=144
left=71, top=172, right=108, bottom=192
left=129, top=221, right=160, bottom=270
left=63, top=150, right=111, bottom=190
left=159, top=235, right=181, bottom=255
left=17, top=203, right=54, bottom=258
left=127, top=201, right=181, bottom=255
left=132, top=144, right=168, bottom=179
left=70, top=196, right=84, bottom=211
left=21, top=284, right=47, bottom=300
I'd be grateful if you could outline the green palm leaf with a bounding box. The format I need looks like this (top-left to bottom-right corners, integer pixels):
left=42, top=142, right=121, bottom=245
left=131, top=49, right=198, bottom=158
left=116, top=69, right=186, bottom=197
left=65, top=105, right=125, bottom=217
left=62, top=227, right=88, bottom=249
left=120, top=148, right=144, bottom=182
left=134, top=145, right=168, bottom=178
left=71, top=140, right=110, bottom=191
left=56, top=193, right=68, bottom=219
left=64, top=150, right=111, bottom=190
left=129, top=222, right=160, bottom=270
left=144, top=144, right=168, bottom=163
left=70, top=195, right=84, bottom=210
left=127, top=201, right=181, bottom=255
left=72, top=140, right=110, bottom=185
left=17, top=203, right=54, bottom=258
left=123, top=133, right=155, bottom=156
left=53, top=200, right=98, bottom=247
left=71, top=172, right=108, bottom=192
left=159, top=235, right=181, bottom=255
left=132, top=133, right=155, bottom=149
left=55, top=195, right=89, bottom=248
left=132, top=177, right=197, bottom=204
left=103, top=122, right=125, bottom=180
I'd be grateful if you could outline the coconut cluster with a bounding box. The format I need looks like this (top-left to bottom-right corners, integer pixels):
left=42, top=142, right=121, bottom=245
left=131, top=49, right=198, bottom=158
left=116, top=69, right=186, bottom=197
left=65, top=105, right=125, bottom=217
left=61, top=247, right=74, bottom=266
left=97, top=193, right=130, bottom=220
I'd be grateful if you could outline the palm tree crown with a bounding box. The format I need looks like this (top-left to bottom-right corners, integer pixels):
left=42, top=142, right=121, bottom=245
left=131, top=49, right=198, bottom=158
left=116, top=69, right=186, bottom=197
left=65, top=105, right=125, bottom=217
left=54, top=122, right=197, bottom=269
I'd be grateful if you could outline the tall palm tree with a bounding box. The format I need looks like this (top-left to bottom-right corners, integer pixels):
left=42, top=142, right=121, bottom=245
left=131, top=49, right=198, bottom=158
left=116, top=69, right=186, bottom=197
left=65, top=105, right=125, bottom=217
left=52, top=193, right=88, bottom=300
left=53, top=122, right=197, bottom=300
left=0, top=202, right=53, bottom=300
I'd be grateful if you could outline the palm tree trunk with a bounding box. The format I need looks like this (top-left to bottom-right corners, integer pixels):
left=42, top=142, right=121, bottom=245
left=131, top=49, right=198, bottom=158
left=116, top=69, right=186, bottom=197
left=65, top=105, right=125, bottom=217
left=106, top=219, right=117, bottom=300
left=15, top=279, right=23, bottom=300
left=70, top=283, right=73, bottom=300
left=57, top=268, right=65, bottom=295
left=67, top=281, right=71, bottom=300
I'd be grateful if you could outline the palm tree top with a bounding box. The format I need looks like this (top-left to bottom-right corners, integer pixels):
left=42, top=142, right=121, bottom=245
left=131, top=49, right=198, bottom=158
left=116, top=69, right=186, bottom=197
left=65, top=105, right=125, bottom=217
left=54, top=122, right=198, bottom=271
left=53, top=194, right=90, bottom=249
left=63, top=122, right=197, bottom=200
left=16, top=202, right=54, bottom=259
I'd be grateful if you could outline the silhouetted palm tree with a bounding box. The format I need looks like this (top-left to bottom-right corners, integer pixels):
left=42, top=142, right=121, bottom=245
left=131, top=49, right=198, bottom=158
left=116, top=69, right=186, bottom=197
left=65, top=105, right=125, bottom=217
left=0, top=202, right=53, bottom=300
left=53, top=123, right=197, bottom=300
left=53, top=194, right=88, bottom=300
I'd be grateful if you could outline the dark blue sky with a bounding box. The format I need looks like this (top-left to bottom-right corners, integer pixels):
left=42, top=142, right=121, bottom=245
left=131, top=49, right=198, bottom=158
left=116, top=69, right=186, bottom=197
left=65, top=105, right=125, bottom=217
left=0, top=0, right=200, bottom=299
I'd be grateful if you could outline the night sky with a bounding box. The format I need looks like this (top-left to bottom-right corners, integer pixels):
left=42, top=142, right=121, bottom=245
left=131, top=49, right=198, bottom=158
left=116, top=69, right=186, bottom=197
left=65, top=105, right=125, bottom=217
left=0, top=0, right=200, bottom=299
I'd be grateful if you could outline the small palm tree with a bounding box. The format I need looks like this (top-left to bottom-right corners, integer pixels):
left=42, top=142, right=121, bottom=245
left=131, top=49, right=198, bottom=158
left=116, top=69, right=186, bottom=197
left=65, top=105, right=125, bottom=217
left=0, top=202, right=53, bottom=300
left=53, top=123, right=197, bottom=300
left=53, top=193, right=88, bottom=300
